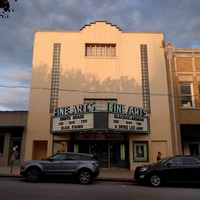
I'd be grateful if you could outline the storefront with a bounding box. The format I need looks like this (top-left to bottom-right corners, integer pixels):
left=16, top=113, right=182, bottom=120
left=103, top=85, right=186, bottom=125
left=165, top=43, right=200, bottom=156
left=69, top=135, right=129, bottom=168
left=181, top=124, right=200, bottom=155
left=0, top=111, right=28, bottom=166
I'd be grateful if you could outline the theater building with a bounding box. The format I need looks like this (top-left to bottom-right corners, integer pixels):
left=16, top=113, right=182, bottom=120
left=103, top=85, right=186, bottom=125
left=25, top=21, right=173, bottom=170
left=165, top=43, right=200, bottom=156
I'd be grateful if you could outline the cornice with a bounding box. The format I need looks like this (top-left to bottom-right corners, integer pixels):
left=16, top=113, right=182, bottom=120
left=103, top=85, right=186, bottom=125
left=80, top=21, right=122, bottom=31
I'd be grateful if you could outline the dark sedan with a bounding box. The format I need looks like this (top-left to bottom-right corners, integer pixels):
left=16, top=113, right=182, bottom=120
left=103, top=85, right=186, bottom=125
left=134, top=155, right=200, bottom=187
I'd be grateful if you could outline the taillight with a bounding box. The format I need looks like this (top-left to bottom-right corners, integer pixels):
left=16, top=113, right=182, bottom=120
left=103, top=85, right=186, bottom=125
left=92, top=162, right=99, bottom=167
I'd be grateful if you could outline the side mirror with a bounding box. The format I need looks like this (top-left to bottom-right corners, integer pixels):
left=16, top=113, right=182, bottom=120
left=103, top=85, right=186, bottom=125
left=166, top=162, right=172, bottom=168
left=48, top=158, right=54, bottom=162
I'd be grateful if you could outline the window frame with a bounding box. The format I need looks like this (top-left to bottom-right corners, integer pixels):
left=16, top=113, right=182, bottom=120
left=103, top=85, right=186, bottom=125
left=179, top=83, right=194, bottom=108
left=182, top=157, right=199, bottom=166
left=85, top=43, right=116, bottom=57
left=0, top=135, right=5, bottom=154
left=133, top=141, right=149, bottom=162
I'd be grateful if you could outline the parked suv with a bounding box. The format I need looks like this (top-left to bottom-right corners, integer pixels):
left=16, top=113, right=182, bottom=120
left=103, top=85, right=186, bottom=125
left=20, top=152, right=99, bottom=184
left=134, top=155, right=200, bottom=187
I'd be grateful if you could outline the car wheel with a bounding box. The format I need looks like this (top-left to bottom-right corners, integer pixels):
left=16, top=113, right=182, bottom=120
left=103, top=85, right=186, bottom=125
left=78, top=170, right=91, bottom=184
left=26, top=167, right=41, bottom=183
left=149, top=174, right=162, bottom=187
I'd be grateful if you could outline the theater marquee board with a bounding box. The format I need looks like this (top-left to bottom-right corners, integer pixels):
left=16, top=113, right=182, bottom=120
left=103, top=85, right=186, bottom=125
left=50, top=102, right=150, bottom=134
left=108, top=113, right=149, bottom=133
left=51, top=113, right=94, bottom=133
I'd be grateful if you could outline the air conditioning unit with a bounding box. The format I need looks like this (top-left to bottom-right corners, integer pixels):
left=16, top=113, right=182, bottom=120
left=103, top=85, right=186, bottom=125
left=182, top=102, right=192, bottom=107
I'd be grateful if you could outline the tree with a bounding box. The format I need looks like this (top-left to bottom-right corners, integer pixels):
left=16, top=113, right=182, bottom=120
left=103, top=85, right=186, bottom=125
left=0, top=0, right=17, bottom=18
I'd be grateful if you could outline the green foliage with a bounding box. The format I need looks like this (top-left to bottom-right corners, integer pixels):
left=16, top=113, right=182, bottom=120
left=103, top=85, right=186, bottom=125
left=0, top=0, right=17, bottom=18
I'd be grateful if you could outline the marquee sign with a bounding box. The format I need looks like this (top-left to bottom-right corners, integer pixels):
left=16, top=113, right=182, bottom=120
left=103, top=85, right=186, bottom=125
left=108, top=113, right=149, bottom=133
left=53, top=102, right=147, bottom=117
left=51, top=113, right=94, bottom=133
left=50, top=103, right=150, bottom=134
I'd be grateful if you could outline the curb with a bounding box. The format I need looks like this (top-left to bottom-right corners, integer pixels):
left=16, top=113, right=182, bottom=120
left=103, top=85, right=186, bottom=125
left=0, top=174, right=22, bottom=178
left=0, top=174, right=135, bottom=183
left=96, top=177, right=134, bottom=182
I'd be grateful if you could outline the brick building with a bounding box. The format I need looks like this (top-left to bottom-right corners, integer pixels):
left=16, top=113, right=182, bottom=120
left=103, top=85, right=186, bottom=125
left=165, top=43, right=200, bottom=156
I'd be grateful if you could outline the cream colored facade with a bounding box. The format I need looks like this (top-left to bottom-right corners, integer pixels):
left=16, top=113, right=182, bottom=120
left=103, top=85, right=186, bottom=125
left=26, top=21, right=173, bottom=171
left=165, top=43, right=200, bottom=156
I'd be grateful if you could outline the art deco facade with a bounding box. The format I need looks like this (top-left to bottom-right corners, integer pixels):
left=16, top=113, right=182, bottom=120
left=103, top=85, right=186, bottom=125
left=25, top=21, right=173, bottom=170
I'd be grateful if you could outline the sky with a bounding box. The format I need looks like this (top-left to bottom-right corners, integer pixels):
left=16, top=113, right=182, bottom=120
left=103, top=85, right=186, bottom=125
left=0, top=0, right=200, bottom=111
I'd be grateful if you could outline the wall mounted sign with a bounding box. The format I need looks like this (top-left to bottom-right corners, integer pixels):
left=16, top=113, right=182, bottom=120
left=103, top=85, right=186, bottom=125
left=50, top=103, right=150, bottom=134
left=74, top=133, right=125, bottom=140
left=51, top=113, right=94, bottom=133
left=133, top=141, right=149, bottom=162
left=53, top=102, right=147, bottom=117
left=108, top=113, right=149, bottom=133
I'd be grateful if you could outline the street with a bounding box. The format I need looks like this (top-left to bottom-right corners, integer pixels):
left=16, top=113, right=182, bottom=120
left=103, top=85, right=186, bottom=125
left=0, top=177, right=200, bottom=200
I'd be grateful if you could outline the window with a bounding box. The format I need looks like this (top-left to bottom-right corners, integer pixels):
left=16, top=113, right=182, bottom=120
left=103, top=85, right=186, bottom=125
left=180, top=83, right=194, bottom=107
left=53, top=141, right=67, bottom=154
left=133, top=141, right=149, bottom=162
left=182, top=158, right=199, bottom=165
left=169, top=157, right=182, bottom=166
left=0, top=135, right=4, bottom=154
left=84, top=99, right=117, bottom=111
left=120, top=144, right=125, bottom=161
left=189, top=144, right=199, bottom=155
left=74, top=144, right=79, bottom=153
left=81, top=155, right=95, bottom=161
left=50, top=153, right=66, bottom=161
left=65, top=154, right=81, bottom=160
left=85, top=44, right=116, bottom=57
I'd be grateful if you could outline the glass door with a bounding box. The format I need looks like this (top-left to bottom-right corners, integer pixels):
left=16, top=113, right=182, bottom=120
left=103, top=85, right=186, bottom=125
left=89, top=141, right=108, bottom=168
left=101, top=142, right=109, bottom=168
left=9, top=139, right=21, bottom=165
left=92, top=142, right=118, bottom=168
left=110, top=142, right=117, bottom=168
left=71, top=141, right=129, bottom=168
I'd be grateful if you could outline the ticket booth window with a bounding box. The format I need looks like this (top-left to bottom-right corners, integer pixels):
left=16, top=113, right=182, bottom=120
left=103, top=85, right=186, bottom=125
left=120, top=144, right=125, bottom=160
left=74, top=144, right=79, bottom=153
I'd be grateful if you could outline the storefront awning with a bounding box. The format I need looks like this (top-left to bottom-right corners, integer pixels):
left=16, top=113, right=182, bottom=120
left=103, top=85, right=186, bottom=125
left=0, top=124, right=25, bottom=130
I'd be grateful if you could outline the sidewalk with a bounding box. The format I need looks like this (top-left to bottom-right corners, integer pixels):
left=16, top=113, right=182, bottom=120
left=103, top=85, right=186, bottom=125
left=0, top=166, right=20, bottom=177
left=97, top=168, right=134, bottom=182
left=0, top=166, right=134, bottom=182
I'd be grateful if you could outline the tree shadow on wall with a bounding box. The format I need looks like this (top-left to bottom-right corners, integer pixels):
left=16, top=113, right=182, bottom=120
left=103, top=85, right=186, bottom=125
left=31, top=64, right=142, bottom=103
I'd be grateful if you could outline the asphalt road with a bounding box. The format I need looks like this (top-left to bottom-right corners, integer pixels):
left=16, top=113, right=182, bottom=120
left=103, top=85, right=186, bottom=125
left=0, top=177, right=200, bottom=200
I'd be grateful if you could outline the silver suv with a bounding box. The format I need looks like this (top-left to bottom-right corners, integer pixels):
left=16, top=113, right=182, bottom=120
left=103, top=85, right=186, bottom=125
left=20, top=152, right=99, bottom=184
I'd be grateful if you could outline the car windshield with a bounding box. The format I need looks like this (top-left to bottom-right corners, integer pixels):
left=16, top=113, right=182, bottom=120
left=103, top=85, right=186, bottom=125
left=46, top=153, right=66, bottom=160
left=153, top=157, right=172, bottom=165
